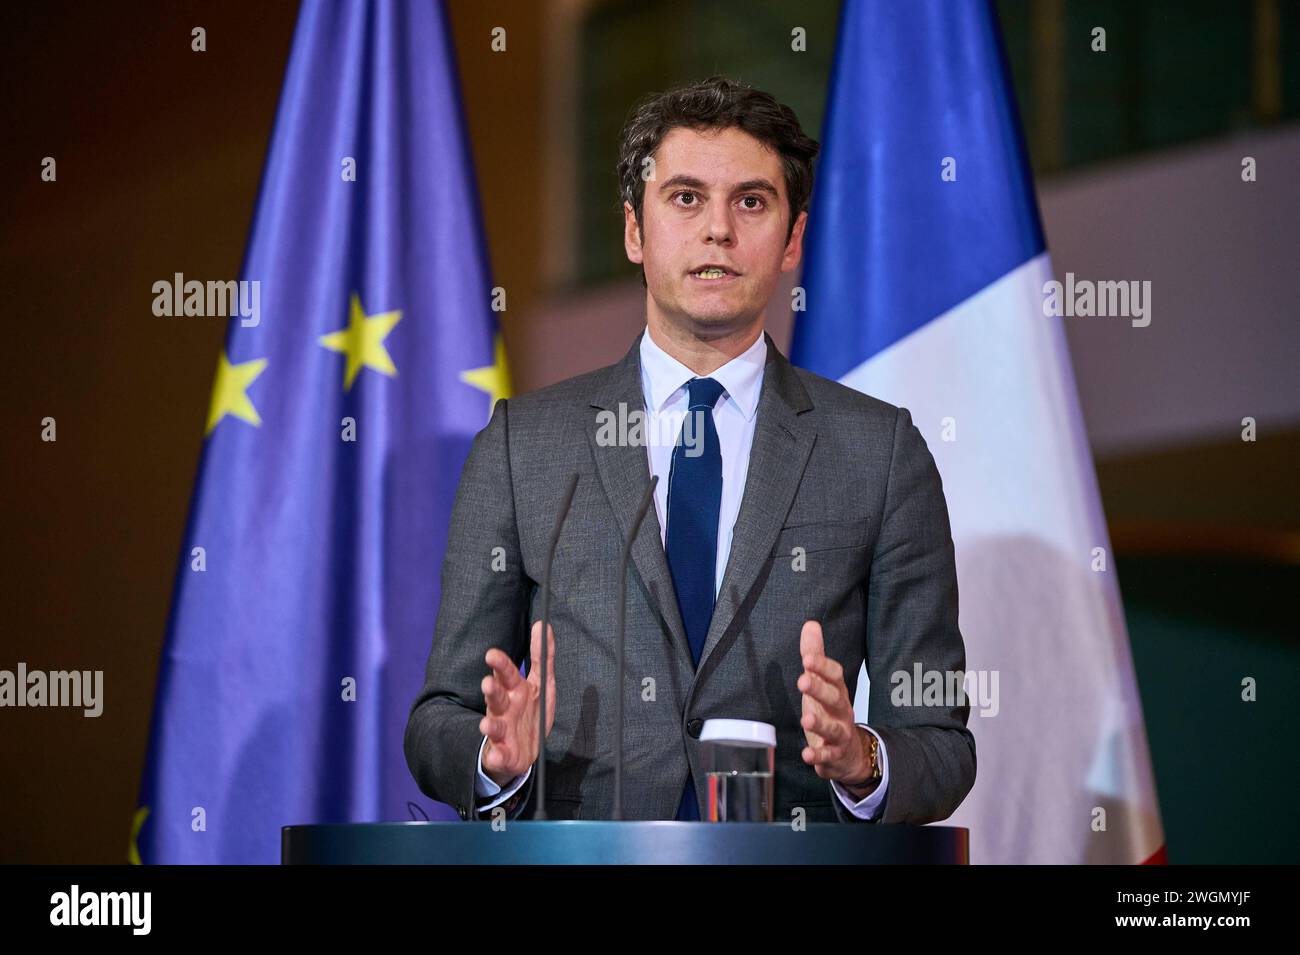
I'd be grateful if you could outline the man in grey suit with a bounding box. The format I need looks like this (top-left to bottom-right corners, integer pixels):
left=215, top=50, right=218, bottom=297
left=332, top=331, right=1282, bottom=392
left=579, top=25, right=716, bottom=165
left=405, top=76, right=975, bottom=826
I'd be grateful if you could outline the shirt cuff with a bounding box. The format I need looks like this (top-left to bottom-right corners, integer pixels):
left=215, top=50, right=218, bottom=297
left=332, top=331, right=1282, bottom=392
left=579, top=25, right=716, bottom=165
left=830, top=724, right=890, bottom=819
left=474, top=734, right=532, bottom=810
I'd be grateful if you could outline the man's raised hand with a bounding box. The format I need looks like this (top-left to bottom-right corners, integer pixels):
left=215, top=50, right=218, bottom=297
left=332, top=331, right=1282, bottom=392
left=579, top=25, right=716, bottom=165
left=479, top=620, right=557, bottom=787
left=798, top=619, right=875, bottom=790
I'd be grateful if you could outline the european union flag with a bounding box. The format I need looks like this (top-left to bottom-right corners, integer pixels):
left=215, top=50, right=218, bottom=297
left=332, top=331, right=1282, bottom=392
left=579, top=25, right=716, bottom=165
left=134, top=0, right=508, bottom=864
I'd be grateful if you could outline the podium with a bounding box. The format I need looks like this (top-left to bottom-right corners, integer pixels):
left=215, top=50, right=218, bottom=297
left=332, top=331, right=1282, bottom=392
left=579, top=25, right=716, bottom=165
left=282, top=821, right=968, bottom=864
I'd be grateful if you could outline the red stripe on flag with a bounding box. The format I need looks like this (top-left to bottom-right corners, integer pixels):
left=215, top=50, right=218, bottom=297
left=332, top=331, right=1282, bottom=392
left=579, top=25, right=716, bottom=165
left=1141, top=845, right=1168, bottom=865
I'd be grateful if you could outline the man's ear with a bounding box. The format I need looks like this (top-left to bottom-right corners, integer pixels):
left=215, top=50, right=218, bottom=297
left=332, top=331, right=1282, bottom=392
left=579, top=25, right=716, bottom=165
left=781, top=209, right=808, bottom=274
left=623, top=201, right=644, bottom=265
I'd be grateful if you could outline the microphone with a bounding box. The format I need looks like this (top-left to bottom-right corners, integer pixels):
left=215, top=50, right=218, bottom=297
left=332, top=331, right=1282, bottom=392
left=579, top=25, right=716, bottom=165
left=613, top=474, right=658, bottom=821
left=534, top=472, right=579, bottom=821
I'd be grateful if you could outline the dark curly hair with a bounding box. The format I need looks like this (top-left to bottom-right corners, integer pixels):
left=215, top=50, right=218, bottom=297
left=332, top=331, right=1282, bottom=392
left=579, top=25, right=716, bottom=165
left=615, top=75, right=820, bottom=280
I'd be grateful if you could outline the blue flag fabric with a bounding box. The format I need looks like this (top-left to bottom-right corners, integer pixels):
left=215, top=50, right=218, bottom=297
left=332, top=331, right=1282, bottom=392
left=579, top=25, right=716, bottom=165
left=135, top=0, right=507, bottom=864
left=792, top=0, right=1044, bottom=378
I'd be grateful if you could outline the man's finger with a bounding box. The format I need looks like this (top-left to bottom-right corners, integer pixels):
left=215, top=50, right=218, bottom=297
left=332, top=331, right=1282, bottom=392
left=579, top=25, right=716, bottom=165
left=483, top=672, right=516, bottom=715
left=803, top=742, right=848, bottom=773
left=479, top=713, right=507, bottom=742
left=799, top=619, right=824, bottom=661
left=485, top=648, right=521, bottom=691
left=798, top=669, right=845, bottom=711
left=800, top=702, right=848, bottom=744
left=801, top=694, right=824, bottom=751
left=482, top=674, right=506, bottom=714
left=527, top=621, right=557, bottom=684
left=801, top=652, right=844, bottom=685
left=802, top=743, right=842, bottom=777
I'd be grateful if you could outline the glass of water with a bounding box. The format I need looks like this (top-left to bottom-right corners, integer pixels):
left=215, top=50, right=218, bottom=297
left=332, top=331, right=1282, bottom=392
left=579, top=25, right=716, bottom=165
left=701, top=719, right=776, bottom=822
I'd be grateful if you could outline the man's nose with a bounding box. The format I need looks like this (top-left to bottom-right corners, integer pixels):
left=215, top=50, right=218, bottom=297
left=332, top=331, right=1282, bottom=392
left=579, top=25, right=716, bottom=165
left=703, top=205, right=735, bottom=244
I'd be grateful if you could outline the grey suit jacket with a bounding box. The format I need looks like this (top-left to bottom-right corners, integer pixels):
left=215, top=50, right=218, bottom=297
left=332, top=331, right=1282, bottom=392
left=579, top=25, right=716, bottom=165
left=404, top=330, right=975, bottom=825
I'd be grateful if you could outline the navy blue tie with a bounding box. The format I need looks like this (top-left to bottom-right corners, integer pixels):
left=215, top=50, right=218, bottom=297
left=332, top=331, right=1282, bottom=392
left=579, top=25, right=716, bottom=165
left=665, top=376, right=725, bottom=821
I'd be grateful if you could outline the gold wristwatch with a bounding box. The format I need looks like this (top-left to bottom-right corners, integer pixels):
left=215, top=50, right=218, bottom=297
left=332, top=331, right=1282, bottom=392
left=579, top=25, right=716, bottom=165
left=846, top=726, right=881, bottom=793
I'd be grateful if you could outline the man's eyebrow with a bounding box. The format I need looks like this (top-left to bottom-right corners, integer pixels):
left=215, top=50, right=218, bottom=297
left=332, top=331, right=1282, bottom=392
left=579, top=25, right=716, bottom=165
left=658, top=174, right=708, bottom=193
left=732, top=178, right=780, bottom=198
left=658, top=175, right=780, bottom=198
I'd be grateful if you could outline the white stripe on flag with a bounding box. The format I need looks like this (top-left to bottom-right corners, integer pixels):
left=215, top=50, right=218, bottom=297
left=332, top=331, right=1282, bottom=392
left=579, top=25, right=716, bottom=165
left=847, top=253, right=1164, bottom=863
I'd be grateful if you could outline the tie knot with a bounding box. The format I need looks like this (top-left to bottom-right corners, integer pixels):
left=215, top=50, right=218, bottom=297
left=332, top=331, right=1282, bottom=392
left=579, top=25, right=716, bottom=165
left=686, top=376, right=725, bottom=411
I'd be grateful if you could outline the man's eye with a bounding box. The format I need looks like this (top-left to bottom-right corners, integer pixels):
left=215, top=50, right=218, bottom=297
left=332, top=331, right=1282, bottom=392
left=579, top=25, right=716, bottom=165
left=674, top=191, right=698, bottom=206
left=739, top=195, right=766, bottom=210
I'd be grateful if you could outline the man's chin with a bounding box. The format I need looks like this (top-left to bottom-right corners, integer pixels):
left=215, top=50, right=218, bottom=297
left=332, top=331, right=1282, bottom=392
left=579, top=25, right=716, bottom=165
left=677, top=301, right=757, bottom=332
left=647, top=288, right=761, bottom=338
left=671, top=312, right=745, bottom=338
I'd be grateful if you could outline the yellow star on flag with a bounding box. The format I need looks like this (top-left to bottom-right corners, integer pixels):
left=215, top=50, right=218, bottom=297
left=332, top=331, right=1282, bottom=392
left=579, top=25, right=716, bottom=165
left=127, top=805, right=149, bottom=865
left=206, top=351, right=268, bottom=436
left=319, top=293, right=402, bottom=391
left=460, top=333, right=512, bottom=413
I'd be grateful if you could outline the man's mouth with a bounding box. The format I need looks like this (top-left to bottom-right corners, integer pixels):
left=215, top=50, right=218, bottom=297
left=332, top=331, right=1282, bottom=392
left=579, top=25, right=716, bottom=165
left=689, top=266, right=739, bottom=282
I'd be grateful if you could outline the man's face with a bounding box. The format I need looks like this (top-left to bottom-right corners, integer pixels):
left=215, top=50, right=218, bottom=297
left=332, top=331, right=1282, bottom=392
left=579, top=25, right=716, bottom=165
left=624, top=125, right=806, bottom=338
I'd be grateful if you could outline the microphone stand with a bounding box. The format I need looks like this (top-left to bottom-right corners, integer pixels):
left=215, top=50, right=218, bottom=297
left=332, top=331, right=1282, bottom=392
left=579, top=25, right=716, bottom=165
left=535, top=472, right=579, bottom=820
left=614, top=475, right=658, bottom=820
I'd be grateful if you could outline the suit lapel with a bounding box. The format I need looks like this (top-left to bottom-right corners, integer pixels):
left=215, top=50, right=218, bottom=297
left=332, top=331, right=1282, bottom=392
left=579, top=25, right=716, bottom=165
left=587, top=331, right=694, bottom=672
left=697, top=333, right=816, bottom=673
left=586, top=330, right=817, bottom=678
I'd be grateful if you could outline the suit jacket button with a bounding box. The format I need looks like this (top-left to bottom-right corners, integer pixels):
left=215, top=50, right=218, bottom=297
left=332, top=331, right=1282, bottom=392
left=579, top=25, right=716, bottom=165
left=687, top=718, right=704, bottom=738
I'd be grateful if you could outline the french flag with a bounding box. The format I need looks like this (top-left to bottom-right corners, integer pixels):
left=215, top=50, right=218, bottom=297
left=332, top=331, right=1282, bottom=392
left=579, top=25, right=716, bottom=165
left=792, top=0, right=1166, bottom=864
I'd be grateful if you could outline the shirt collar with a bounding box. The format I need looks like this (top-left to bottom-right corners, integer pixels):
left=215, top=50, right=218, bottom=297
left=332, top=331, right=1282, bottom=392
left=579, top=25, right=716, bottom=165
left=639, top=325, right=766, bottom=421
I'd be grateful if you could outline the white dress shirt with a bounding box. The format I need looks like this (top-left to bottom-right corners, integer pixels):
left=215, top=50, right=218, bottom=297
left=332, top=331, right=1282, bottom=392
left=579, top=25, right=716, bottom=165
left=474, top=326, right=890, bottom=819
